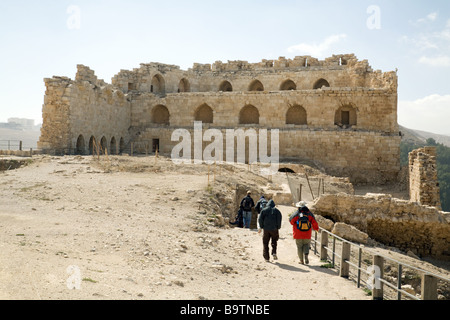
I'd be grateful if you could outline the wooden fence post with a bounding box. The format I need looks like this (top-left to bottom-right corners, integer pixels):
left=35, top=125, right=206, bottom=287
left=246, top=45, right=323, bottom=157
left=340, top=241, right=351, bottom=278
left=421, top=274, right=438, bottom=300
left=320, top=230, right=328, bottom=261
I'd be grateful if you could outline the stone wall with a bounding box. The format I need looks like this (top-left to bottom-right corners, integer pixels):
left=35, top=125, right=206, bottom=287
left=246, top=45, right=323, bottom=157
left=38, top=65, right=131, bottom=155
left=310, top=193, right=450, bottom=260
left=38, top=55, right=401, bottom=183
left=409, top=147, right=441, bottom=210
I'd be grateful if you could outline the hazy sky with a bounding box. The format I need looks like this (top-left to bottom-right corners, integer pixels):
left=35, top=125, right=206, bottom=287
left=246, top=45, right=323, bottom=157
left=1, top=0, right=449, bottom=135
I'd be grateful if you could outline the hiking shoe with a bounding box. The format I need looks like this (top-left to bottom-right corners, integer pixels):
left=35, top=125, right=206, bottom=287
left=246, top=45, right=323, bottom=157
left=272, top=254, right=278, bottom=260
left=304, top=255, right=309, bottom=265
left=299, top=260, right=304, bottom=265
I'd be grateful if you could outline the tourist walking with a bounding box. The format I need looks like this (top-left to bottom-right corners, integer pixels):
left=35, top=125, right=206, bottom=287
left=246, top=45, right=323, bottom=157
left=240, top=191, right=255, bottom=229
left=289, top=201, right=319, bottom=264
left=255, top=195, right=268, bottom=230
left=258, top=200, right=282, bottom=262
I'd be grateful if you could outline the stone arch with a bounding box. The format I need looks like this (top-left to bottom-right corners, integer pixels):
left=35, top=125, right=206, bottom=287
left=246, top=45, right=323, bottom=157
left=178, top=78, right=190, bottom=93
left=313, top=78, right=330, bottom=89
left=194, top=104, right=214, bottom=124
left=110, top=137, right=117, bottom=155
left=88, top=136, right=96, bottom=155
left=286, top=105, right=307, bottom=125
left=100, top=136, right=108, bottom=154
left=76, top=135, right=86, bottom=155
left=335, top=105, right=357, bottom=127
left=219, top=80, right=233, bottom=92
left=248, top=80, right=264, bottom=92
left=280, top=79, right=297, bottom=91
left=239, top=105, right=260, bottom=125
left=151, top=105, right=170, bottom=125
left=119, top=137, right=125, bottom=154
left=151, top=74, right=165, bottom=94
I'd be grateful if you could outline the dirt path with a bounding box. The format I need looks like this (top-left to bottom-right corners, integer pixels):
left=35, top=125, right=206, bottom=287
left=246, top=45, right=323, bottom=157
left=0, top=155, right=370, bottom=300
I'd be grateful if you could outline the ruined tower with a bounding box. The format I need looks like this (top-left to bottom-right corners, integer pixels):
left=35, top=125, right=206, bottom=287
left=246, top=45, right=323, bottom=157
left=409, top=147, right=442, bottom=210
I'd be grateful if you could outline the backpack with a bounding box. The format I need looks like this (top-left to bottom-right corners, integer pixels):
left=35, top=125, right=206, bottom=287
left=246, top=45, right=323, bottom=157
left=242, top=197, right=252, bottom=211
left=296, top=212, right=312, bottom=232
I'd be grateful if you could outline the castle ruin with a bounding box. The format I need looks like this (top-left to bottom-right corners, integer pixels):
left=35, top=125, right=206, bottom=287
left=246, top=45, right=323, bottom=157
left=38, top=54, right=401, bottom=184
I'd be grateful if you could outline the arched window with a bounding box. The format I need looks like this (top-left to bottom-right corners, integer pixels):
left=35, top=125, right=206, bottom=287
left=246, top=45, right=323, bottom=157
left=110, top=137, right=117, bottom=155
left=239, top=105, right=260, bottom=125
left=151, top=105, right=170, bottom=125
left=178, top=78, right=190, bottom=93
left=248, top=80, right=264, bottom=92
left=286, top=105, right=307, bottom=125
left=151, top=74, right=165, bottom=94
left=280, top=79, right=297, bottom=91
left=219, top=80, right=233, bottom=92
left=313, top=78, right=330, bottom=89
left=195, top=104, right=213, bottom=124
left=335, top=105, right=357, bottom=127
left=76, top=135, right=85, bottom=155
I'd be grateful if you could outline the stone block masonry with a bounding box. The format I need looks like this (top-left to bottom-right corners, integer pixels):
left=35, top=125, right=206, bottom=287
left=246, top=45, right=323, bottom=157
left=409, top=147, right=441, bottom=210
left=38, top=54, right=401, bottom=184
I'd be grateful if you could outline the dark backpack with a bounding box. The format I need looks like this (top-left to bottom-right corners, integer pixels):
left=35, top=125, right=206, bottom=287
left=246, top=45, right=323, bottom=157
left=242, top=197, right=252, bottom=211
left=296, top=212, right=312, bottom=232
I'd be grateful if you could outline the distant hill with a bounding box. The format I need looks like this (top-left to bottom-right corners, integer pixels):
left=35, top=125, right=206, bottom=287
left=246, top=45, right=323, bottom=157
left=399, top=125, right=450, bottom=147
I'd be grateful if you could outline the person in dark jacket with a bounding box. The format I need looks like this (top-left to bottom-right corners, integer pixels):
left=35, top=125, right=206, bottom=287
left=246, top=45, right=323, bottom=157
left=258, top=200, right=282, bottom=262
left=240, top=191, right=255, bottom=229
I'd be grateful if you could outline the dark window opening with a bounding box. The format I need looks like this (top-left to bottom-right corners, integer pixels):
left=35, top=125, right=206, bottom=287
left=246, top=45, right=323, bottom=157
left=153, top=139, right=160, bottom=153
left=341, top=111, right=350, bottom=125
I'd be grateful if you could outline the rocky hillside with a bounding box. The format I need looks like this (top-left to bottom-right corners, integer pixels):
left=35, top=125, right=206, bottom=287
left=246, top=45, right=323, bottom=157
left=400, top=125, right=450, bottom=147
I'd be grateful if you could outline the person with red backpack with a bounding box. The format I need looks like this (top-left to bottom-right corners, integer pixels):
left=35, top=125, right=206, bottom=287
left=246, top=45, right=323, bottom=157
left=289, top=201, right=319, bottom=265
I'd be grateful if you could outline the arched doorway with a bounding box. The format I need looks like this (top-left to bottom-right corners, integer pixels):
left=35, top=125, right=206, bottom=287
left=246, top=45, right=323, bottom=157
left=110, top=137, right=117, bottom=155
left=100, top=136, right=107, bottom=154
left=178, top=78, right=190, bottom=93
left=151, top=74, right=165, bottom=94
left=89, top=136, right=96, bottom=155
left=119, top=137, right=125, bottom=154
left=76, top=135, right=85, bottom=155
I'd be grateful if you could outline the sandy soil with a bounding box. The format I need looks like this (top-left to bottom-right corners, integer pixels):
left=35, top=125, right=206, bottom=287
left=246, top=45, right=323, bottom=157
left=0, top=154, right=377, bottom=301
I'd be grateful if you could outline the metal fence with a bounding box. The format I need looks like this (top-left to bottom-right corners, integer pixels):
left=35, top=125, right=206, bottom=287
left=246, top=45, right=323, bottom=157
left=310, top=228, right=450, bottom=300
left=0, top=140, right=23, bottom=151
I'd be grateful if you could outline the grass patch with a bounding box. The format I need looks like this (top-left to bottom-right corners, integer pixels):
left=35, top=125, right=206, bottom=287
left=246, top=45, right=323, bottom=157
left=82, top=278, right=98, bottom=283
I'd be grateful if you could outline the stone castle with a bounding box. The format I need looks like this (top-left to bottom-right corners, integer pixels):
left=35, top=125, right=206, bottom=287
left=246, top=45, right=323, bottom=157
left=38, top=54, right=401, bottom=184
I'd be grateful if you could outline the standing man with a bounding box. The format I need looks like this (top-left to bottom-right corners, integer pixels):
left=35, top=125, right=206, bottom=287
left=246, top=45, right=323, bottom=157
left=258, top=200, right=282, bottom=262
left=289, top=201, right=319, bottom=265
left=240, top=191, right=255, bottom=229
